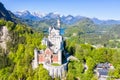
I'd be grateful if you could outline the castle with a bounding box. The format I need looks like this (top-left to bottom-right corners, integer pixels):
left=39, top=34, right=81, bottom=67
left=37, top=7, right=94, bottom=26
left=32, top=19, right=67, bottom=78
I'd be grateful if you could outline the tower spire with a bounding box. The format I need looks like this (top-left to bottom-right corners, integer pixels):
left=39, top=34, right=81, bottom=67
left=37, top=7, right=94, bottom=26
left=57, top=18, right=60, bottom=28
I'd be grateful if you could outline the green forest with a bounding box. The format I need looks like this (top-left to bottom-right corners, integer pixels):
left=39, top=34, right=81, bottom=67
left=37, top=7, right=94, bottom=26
left=66, top=38, right=120, bottom=80
left=65, top=18, right=120, bottom=80
left=0, top=19, right=51, bottom=80
left=0, top=19, right=120, bottom=80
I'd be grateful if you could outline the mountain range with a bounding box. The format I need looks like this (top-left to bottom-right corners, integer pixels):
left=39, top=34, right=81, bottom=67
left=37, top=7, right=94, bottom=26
left=14, top=10, right=120, bottom=25
left=0, top=0, right=120, bottom=26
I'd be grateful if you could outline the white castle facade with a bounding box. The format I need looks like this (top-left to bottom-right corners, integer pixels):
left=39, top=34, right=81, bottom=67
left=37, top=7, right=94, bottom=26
left=32, top=19, right=68, bottom=78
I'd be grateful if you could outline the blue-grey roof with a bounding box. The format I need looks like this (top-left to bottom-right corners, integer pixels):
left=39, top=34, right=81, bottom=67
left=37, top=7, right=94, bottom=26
left=97, top=62, right=110, bottom=68
left=98, top=69, right=108, bottom=76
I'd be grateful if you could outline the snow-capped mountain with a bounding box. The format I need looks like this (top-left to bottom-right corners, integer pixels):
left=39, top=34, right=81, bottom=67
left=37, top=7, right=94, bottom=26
left=14, top=10, right=46, bottom=21
left=14, top=10, right=120, bottom=25
left=14, top=10, right=31, bottom=17
left=31, top=11, right=46, bottom=18
left=14, top=10, right=85, bottom=24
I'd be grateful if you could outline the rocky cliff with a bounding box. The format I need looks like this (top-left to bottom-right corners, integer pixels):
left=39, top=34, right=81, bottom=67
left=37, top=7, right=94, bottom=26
left=0, top=26, right=10, bottom=52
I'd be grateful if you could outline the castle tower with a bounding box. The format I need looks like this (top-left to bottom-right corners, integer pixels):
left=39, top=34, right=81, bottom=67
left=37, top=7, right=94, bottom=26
left=32, top=48, right=38, bottom=69
left=57, top=19, right=60, bottom=29
left=58, top=50, right=62, bottom=65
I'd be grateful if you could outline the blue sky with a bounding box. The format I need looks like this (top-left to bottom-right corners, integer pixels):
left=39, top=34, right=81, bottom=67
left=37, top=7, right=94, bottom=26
left=1, top=0, right=120, bottom=20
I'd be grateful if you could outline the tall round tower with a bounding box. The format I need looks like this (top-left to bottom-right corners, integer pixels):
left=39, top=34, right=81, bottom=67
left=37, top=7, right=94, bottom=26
left=57, top=19, right=60, bottom=29
left=33, top=48, right=38, bottom=69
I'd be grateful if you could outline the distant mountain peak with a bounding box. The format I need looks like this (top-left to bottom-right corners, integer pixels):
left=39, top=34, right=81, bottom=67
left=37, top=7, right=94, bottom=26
left=14, top=10, right=31, bottom=16
left=31, top=11, right=46, bottom=18
left=14, top=10, right=120, bottom=25
left=19, top=10, right=30, bottom=13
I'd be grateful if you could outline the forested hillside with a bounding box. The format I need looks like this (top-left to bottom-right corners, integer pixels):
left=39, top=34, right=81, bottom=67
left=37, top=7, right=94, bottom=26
left=64, top=18, right=120, bottom=79
left=65, top=18, right=120, bottom=48
left=1, top=19, right=120, bottom=80
left=0, top=2, right=53, bottom=80
left=65, top=37, right=120, bottom=80
left=0, top=19, right=53, bottom=80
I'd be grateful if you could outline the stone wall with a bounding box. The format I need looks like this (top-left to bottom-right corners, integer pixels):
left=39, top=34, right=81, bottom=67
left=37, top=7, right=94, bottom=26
left=43, top=63, right=68, bottom=78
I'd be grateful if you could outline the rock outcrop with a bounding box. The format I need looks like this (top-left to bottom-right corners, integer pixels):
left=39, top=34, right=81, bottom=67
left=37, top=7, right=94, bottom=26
left=0, top=26, right=10, bottom=52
